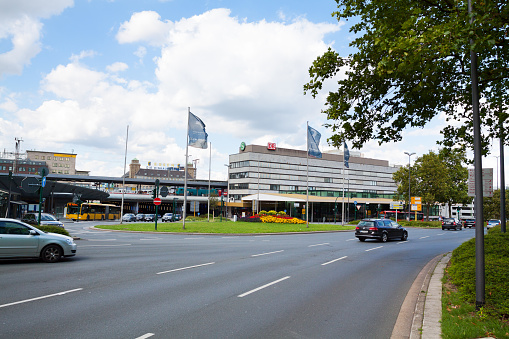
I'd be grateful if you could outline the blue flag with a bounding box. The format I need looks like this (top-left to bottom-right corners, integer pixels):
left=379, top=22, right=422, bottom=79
left=307, top=125, right=322, bottom=158
left=188, top=112, right=208, bottom=149
left=344, top=141, right=350, bottom=168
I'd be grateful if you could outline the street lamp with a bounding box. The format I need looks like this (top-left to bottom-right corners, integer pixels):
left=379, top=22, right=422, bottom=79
left=494, top=155, right=500, bottom=189
left=404, top=152, right=415, bottom=221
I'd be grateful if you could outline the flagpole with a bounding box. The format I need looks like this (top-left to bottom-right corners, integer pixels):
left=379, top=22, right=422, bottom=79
left=342, top=142, right=345, bottom=226
left=183, top=107, right=190, bottom=230
left=208, top=141, right=211, bottom=222
left=306, top=121, right=309, bottom=228
left=120, top=125, right=129, bottom=224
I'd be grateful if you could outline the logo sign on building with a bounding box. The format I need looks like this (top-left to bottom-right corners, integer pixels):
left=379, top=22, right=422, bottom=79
left=267, top=142, right=276, bottom=150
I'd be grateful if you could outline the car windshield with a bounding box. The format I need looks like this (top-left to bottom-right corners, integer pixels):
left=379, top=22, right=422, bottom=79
left=40, top=214, right=57, bottom=221
left=488, top=220, right=499, bottom=223
left=358, top=221, right=375, bottom=227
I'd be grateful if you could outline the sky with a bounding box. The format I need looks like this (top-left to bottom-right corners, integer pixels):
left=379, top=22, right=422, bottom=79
left=0, top=0, right=505, bottom=186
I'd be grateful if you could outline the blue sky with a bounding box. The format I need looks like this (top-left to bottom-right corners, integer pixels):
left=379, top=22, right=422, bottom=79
left=0, top=0, right=503, bottom=185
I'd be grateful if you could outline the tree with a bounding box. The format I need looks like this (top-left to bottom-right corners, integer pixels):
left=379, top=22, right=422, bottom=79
left=483, top=189, right=509, bottom=220
left=392, top=149, right=469, bottom=219
left=304, top=0, right=509, bottom=152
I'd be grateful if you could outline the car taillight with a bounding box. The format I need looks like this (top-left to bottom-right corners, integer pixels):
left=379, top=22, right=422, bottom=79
left=369, top=227, right=378, bottom=231
left=355, top=227, right=360, bottom=230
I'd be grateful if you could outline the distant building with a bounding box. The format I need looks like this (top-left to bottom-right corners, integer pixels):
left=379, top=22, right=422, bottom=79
left=26, top=151, right=81, bottom=175
left=0, top=158, right=46, bottom=175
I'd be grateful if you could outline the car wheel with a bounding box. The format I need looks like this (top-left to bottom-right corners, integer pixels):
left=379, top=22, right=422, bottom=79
left=442, top=227, right=445, bottom=230
left=381, top=233, right=388, bottom=243
left=359, top=237, right=366, bottom=242
left=41, top=245, right=62, bottom=263
left=401, top=232, right=408, bottom=241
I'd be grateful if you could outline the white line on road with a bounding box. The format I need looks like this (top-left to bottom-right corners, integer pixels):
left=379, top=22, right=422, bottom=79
left=238, top=276, right=291, bottom=298
left=78, top=244, right=132, bottom=247
left=156, top=262, right=215, bottom=275
left=184, top=237, right=204, bottom=240
left=397, top=241, right=407, bottom=244
left=0, top=288, right=83, bottom=309
left=419, top=236, right=430, bottom=239
left=365, top=246, right=383, bottom=252
left=135, top=334, right=155, bottom=339
left=140, top=238, right=161, bottom=241
left=251, top=250, right=284, bottom=257
left=308, top=243, right=330, bottom=247
left=87, top=239, right=117, bottom=241
left=346, top=239, right=356, bottom=241
left=321, top=256, right=348, bottom=266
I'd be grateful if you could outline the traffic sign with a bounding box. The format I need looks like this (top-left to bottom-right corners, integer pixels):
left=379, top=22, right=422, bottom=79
left=21, top=177, right=39, bottom=193
left=153, top=198, right=161, bottom=205
left=354, top=201, right=357, bottom=205
left=160, top=186, right=168, bottom=197
left=41, top=177, right=46, bottom=188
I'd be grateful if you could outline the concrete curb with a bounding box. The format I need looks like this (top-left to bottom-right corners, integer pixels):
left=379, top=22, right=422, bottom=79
left=391, top=253, right=451, bottom=339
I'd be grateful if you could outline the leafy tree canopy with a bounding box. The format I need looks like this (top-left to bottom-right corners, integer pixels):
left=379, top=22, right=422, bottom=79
left=305, top=0, right=509, bottom=152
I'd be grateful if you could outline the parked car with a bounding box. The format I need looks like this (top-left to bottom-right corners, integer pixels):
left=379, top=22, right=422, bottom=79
left=355, top=218, right=408, bottom=242
left=442, top=218, right=462, bottom=231
left=0, top=218, right=77, bottom=263
left=122, top=213, right=136, bottom=222
left=462, top=219, right=476, bottom=228
left=487, top=219, right=501, bottom=229
left=21, top=213, right=64, bottom=228
left=162, top=213, right=175, bottom=222
left=136, top=214, right=145, bottom=222
left=144, top=214, right=155, bottom=222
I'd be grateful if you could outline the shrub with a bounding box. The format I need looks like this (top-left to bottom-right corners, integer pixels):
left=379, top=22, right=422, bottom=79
left=259, top=210, right=268, bottom=216
left=267, top=210, right=277, bottom=215
left=37, top=225, right=70, bottom=236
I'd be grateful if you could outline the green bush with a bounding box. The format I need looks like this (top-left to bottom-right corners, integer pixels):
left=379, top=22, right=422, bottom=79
left=397, top=220, right=441, bottom=228
left=259, top=210, right=268, bottom=216
left=448, top=226, right=509, bottom=318
left=267, top=210, right=277, bottom=215
left=37, top=226, right=70, bottom=236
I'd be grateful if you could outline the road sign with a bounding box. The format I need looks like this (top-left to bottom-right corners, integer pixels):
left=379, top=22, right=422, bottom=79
left=21, top=177, right=39, bottom=193
left=390, top=201, right=403, bottom=210
left=41, top=177, right=46, bottom=188
left=411, top=197, right=421, bottom=204
left=354, top=201, right=357, bottom=205
left=468, top=168, right=493, bottom=197
left=160, top=186, right=168, bottom=197
left=153, top=198, right=161, bottom=205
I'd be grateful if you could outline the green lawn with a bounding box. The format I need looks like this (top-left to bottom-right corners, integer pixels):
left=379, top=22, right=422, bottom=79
left=94, top=220, right=355, bottom=233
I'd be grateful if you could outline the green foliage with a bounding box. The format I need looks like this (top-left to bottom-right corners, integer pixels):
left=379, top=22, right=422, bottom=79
left=259, top=210, right=268, bottom=215
left=397, top=220, right=441, bottom=228
left=483, top=189, right=509, bottom=220
left=267, top=210, right=277, bottom=215
left=304, top=0, right=509, bottom=152
left=37, top=226, right=70, bottom=236
left=448, top=228, right=509, bottom=318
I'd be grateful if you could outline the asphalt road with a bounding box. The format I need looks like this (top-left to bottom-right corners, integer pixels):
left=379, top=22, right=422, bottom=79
left=0, top=221, right=474, bottom=339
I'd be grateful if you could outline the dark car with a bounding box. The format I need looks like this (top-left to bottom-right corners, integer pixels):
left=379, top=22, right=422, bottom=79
left=144, top=214, right=155, bottom=222
left=21, top=213, right=64, bottom=228
left=355, top=218, right=408, bottom=242
left=462, top=219, right=476, bottom=228
left=442, top=218, right=462, bottom=231
left=136, top=214, right=145, bottom=222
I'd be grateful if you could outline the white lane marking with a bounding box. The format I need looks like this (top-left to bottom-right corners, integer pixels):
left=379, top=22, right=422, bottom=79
left=136, top=334, right=155, bottom=339
left=251, top=250, right=284, bottom=257
left=222, top=236, right=239, bottom=239
left=156, top=262, right=215, bottom=275
left=308, top=243, right=330, bottom=247
left=346, top=239, right=356, bottom=241
left=397, top=241, right=407, bottom=244
left=365, top=246, right=383, bottom=252
left=140, top=238, right=161, bottom=241
left=0, top=288, right=83, bottom=309
left=322, top=256, right=348, bottom=266
left=87, top=239, right=117, bottom=241
left=184, top=237, right=204, bottom=240
left=437, top=233, right=445, bottom=236
left=419, top=236, right=430, bottom=239
left=78, top=244, right=132, bottom=247
left=238, top=276, right=291, bottom=298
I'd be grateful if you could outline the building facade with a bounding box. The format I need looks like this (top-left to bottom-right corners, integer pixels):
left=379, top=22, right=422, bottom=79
left=228, top=144, right=399, bottom=202
left=26, top=151, right=78, bottom=175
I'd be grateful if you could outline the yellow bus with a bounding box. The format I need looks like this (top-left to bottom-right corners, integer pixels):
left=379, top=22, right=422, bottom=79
left=65, top=202, right=121, bottom=221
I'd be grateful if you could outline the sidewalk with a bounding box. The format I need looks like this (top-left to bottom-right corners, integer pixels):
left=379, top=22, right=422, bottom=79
left=391, top=253, right=451, bottom=338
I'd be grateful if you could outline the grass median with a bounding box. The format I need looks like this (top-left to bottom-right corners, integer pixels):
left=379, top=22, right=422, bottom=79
left=94, top=220, right=356, bottom=233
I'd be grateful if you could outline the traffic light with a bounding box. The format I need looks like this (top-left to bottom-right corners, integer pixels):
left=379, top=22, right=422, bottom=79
left=152, top=188, right=157, bottom=199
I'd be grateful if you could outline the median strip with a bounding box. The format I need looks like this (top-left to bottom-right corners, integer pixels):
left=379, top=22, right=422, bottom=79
left=157, top=262, right=215, bottom=275
left=238, top=276, right=291, bottom=298
left=0, top=288, right=83, bottom=309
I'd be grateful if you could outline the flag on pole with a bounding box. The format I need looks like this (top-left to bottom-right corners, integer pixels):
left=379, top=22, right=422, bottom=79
left=344, top=141, right=350, bottom=168
left=188, top=112, right=208, bottom=149
left=307, top=125, right=322, bottom=158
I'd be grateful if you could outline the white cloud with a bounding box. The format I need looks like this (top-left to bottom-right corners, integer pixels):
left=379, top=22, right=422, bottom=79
left=116, top=11, right=173, bottom=46
left=0, top=0, right=73, bottom=77
left=106, top=62, right=129, bottom=73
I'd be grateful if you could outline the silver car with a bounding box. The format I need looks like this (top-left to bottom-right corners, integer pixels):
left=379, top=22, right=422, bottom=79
left=0, top=218, right=77, bottom=263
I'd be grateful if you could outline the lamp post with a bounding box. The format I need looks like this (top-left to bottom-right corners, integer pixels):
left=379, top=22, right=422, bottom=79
left=404, top=152, right=415, bottom=221
left=494, top=155, right=500, bottom=189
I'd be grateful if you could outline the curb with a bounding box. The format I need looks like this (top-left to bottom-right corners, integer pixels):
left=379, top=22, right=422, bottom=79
left=391, top=252, right=451, bottom=339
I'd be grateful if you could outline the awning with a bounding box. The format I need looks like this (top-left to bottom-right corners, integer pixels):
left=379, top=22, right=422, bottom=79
left=242, top=193, right=306, bottom=202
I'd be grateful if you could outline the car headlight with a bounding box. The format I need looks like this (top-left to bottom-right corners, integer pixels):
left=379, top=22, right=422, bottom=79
left=66, top=238, right=74, bottom=245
